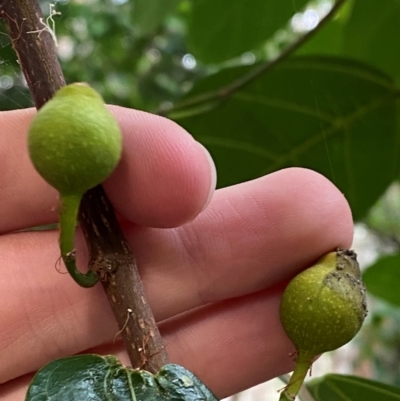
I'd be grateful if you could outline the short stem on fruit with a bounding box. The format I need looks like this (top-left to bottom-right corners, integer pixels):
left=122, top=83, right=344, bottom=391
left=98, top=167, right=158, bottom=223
left=279, top=351, right=314, bottom=401
left=59, top=194, right=99, bottom=288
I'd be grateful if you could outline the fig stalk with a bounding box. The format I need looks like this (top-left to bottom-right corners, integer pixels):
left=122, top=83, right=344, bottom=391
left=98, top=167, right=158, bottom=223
left=59, top=194, right=98, bottom=287
left=279, top=351, right=313, bottom=401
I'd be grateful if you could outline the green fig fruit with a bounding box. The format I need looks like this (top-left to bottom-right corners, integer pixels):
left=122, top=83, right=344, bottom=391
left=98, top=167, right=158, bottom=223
left=280, top=248, right=367, bottom=356
left=27, top=83, right=122, bottom=288
left=28, top=82, right=122, bottom=196
left=278, top=249, right=367, bottom=401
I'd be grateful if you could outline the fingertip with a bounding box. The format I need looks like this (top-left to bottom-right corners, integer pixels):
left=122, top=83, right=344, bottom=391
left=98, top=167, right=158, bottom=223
left=289, top=167, right=354, bottom=248
left=104, top=107, right=216, bottom=228
left=269, top=167, right=354, bottom=261
left=198, top=143, right=217, bottom=212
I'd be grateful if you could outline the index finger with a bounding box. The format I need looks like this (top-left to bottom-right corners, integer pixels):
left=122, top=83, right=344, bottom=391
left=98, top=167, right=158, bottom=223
left=0, top=107, right=216, bottom=233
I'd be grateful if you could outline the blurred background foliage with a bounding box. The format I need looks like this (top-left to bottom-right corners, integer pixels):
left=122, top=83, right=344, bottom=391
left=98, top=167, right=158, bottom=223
left=2, top=0, right=400, bottom=399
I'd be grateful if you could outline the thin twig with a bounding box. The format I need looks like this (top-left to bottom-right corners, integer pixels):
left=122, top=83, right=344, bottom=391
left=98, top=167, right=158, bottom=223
left=0, top=0, right=169, bottom=373
left=159, top=0, right=346, bottom=117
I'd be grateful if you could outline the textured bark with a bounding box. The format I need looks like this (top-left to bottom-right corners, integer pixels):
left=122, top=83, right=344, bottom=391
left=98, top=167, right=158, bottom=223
left=0, top=0, right=169, bottom=372
left=0, top=1, right=65, bottom=106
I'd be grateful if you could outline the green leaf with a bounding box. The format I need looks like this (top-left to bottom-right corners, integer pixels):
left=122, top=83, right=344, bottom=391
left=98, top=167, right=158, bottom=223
left=307, top=373, right=400, bottom=400
left=173, top=56, right=400, bottom=220
left=25, top=355, right=218, bottom=401
left=363, top=253, right=400, bottom=307
left=295, top=0, right=353, bottom=57
left=295, top=19, right=343, bottom=56
left=187, top=0, right=309, bottom=64
left=132, top=0, right=181, bottom=35
left=342, top=0, right=400, bottom=84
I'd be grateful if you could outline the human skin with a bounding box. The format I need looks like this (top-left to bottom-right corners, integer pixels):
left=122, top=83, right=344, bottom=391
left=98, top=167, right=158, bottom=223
left=0, top=107, right=353, bottom=400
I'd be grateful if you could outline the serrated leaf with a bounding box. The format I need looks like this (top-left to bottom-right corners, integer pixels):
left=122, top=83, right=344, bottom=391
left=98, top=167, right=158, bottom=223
left=363, top=253, right=400, bottom=307
left=25, top=354, right=218, bottom=401
left=132, top=0, right=181, bottom=35
left=187, top=0, right=309, bottom=64
left=307, top=373, right=400, bottom=401
left=172, top=56, right=400, bottom=220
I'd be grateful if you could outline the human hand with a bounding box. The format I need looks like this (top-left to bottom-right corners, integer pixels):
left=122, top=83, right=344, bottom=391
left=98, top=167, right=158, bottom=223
left=0, top=107, right=353, bottom=400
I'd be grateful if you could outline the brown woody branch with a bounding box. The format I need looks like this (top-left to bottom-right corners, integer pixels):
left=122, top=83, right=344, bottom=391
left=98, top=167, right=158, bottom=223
left=0, top=0, right=168, bottom=373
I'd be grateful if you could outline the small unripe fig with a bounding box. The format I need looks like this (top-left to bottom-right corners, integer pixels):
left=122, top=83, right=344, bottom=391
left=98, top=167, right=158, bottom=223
left=280, top=248, right=367, bottom=356
left=278, top=249, right=367, bottom=401
left=28, top=83, right=122, bottom=196
left=27, top=83, right=122, bottom=288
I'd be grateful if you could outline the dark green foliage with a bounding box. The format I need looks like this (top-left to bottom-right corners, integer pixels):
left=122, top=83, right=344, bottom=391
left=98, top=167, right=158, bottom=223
left=187, top=0, right=309, bottom=63
left=26, top=355, right=218, bottom=401
left=175, top=57, right=399, bottom=220
left=307, top=374, right=400, bottom=401
left=363, top=253, right=400, bottom=307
